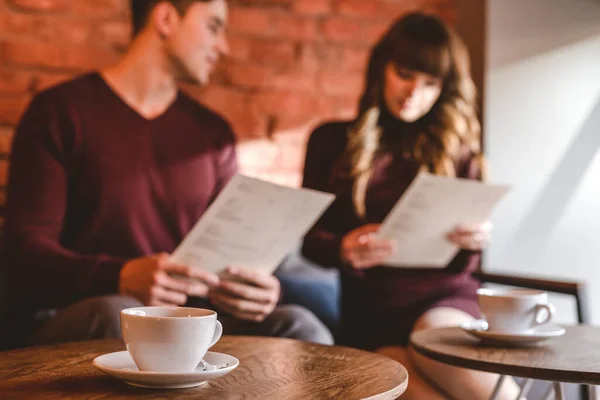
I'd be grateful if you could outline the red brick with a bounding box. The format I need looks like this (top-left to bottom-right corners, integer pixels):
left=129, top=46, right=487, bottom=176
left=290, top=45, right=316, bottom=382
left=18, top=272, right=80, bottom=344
left=335, top=0, right=379, bottom=19
left=428, top=4, right=458, bottom=26
left=321, top=17, right=363, bottom=43
left=0, top=13, right=93, bottom=45
left=7, top=0, right=69, bottom=12
left=379, top=1, right=456, bottom=25
left=71, top=0, right=128, bottom=18
left=2, top=40, right=119, bottom=70
left=254, top=91, right=309, bottom=119
left=41, top=19, right=93, bottom=45
left=364, top=21, right=390, bottom=43
left=94, top=20, right=131, bottom=50
left=34, top=72, right=74, bottom=91
left=0, top=129, right=15, bottom=156
left=293, top=0, right=332, bottom=16
left=275, top=15, right=319, bottom=40
left=228, top=7, right=270, bottom=36
left=255, top=90, right=337, bottom=131
left=427, top=0, right=458, bottom=15
left=0, top=12, right=31, bottom=36
left=0, top=95, right=30, bottom=125
left=0, top=0, right=459, bottom=187
left=0, top=13, right=90, bottom=43
left=228, top=36, right=296, bottom=67
left=232, top=0, right=292, bottom=7
left=188, top=84, right=267, bottom=139
left=226, top=36, right=252, bottom=60
left=2, top=14, right=95, bottom=45
left=0, top=160, right=10, bottom=188
left=218, top=61, right=316, bottom=92
left=218, top=61, right=272, bottom=89
left=0, top=12, right=48, bottom=37
left=318, top=71, right=363, bottom=96
left=342, top=46, right=370, bottom=71
left=335, top=94, right=360, bottom=119
left=229, top=7, right=318, bottom=40
left=298, top=43, right=340, bottom=70
left=377, top=1, right=417, bottom=20
left=0, top=126, right=15, bottom=137
left=271, top=69, right=317, bottom=92
left=0, top=71, right=34, bottom=94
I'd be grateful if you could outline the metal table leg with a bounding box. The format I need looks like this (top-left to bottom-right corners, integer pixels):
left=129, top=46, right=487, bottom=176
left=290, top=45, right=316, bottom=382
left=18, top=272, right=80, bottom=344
left=494, top=377, right=568, bottom=400
left=543, top=384, right=555, bottom=400
left=516, top=378, right=534, bottom=400
left=554, top=382, right=565, bottom=400
left=590, top=385, right=597, bottom=400
left=489, top=375, right=506, bottom=400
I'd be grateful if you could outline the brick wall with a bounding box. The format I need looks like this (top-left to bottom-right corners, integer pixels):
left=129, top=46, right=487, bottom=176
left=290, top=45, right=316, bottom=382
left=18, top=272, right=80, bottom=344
left=0, top=0, right=457, bottom=199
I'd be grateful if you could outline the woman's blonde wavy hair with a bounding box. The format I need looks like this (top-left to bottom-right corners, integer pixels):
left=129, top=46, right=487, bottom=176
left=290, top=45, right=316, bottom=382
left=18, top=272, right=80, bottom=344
left=340, top=12, right=484, bottom=218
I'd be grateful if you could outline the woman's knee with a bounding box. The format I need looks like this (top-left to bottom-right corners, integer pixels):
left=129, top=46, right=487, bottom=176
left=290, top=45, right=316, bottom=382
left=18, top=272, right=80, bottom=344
left=412, top=307, right=474, bottom=333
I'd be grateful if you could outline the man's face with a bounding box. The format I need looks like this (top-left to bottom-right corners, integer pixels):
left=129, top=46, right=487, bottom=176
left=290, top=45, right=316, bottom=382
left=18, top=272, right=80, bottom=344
left=163, top=0, right=229, bottom=85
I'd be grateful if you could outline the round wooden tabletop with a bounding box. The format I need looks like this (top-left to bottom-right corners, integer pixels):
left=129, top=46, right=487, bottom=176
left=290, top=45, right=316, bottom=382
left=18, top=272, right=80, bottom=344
left=410, top=325, right=600, bottom=385
left=0, top=336, right=408, bottom=399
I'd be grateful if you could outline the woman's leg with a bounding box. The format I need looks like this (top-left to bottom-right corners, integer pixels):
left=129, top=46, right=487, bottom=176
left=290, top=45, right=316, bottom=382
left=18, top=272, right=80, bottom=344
left=409, top=307, right=521, bottom=400
left=376, top=345, right=450, bottom=399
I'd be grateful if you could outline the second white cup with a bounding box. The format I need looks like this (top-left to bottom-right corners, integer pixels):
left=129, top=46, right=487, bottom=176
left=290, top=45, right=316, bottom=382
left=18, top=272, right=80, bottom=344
left=477, top=288, right=555, bottom=334
left=120, top=306, right=222, bottom=373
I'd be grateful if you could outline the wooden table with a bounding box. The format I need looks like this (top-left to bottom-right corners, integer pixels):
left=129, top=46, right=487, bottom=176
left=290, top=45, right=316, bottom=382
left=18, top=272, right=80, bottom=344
left=0, top=336, right=408, bottom=399
left=410, top=325, right=600, bottom=400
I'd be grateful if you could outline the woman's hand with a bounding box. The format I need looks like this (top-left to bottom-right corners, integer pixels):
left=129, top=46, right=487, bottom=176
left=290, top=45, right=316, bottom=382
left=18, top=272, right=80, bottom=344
left=341, top=224, right=396, bottom=269
left=446, top=221, right=492, bottom=251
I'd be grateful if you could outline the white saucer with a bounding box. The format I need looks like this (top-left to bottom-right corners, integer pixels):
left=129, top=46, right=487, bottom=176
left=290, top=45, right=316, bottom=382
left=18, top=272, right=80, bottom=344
left=461, top=319, right=566, bottom=345
left=93, top=351, right=239, bottom=389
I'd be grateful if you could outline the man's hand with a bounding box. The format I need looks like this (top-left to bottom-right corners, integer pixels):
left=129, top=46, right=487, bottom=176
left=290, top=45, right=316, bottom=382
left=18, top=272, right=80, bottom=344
left=119, top=253, right=220, bottom=306
left=209, top=266, right=280, bottom=322
left=341, top=224, right=396, bottom=269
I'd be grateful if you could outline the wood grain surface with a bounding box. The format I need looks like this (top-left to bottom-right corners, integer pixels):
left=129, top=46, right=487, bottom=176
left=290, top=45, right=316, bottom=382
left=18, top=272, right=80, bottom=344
left=0, top=336, right=408, bottom=399
left=410, top=325, right=600, bottom=385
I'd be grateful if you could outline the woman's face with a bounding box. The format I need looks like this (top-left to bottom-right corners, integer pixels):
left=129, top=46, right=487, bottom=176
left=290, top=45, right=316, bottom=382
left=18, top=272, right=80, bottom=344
left=382, top=63, right=443, bottom=123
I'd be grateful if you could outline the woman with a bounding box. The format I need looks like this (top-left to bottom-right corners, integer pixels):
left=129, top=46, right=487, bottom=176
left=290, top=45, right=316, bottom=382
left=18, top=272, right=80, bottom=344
left=301, top=12, right=519, bottom=399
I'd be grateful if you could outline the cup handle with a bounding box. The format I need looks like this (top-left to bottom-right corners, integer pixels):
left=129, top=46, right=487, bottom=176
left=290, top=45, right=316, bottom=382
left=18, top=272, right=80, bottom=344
left=534, top=303, right=555, bottom=325
left=209, top=320, right=223, bottom=348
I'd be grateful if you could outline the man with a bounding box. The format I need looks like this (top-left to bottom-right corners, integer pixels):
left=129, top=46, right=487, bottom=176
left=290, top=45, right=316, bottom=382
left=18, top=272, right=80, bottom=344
left=3, top=0, right=332, bottom=347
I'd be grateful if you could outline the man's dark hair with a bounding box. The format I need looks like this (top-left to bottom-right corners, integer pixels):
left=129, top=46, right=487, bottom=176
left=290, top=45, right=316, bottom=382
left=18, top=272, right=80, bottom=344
left=130, top=0, right=211, bottom=37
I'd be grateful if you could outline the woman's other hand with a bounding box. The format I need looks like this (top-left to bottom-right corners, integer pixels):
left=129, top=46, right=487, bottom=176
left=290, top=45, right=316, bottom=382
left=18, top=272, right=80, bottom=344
left=446, top=221, right=492, bottom=251
left=341, top=224, right=396, bottom=269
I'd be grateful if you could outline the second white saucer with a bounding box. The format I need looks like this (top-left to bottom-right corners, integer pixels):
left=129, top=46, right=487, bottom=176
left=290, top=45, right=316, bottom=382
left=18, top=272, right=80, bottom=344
left=461, top=319, right=566, bottom=345
left=93, top=350, right=239, bottom=389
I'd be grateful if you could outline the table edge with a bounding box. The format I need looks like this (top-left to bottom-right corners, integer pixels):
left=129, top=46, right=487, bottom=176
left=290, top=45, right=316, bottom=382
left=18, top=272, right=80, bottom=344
left=1, top=336, right=411, bottom=399
left=362, top=377, right=409, bottom=400
left=409, top=334, right=600, bottom=385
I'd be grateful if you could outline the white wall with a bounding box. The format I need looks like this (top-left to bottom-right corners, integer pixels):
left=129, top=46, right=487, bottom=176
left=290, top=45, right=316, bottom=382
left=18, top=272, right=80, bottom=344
left=485, top=0, right=600, bottom=324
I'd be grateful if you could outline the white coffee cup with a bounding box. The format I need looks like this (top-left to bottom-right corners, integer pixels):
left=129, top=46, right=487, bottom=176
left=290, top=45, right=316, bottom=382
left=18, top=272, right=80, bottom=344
left=120, top=306, right=222, bottom=373
left=477, top=288, right=555, bottom=334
